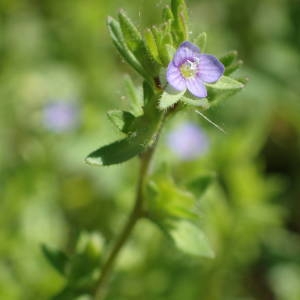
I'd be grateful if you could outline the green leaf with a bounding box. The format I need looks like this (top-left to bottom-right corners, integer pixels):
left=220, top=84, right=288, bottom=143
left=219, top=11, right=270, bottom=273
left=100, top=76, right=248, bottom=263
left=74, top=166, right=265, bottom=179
left=107, top=110, right=136, bottom=134
left=159, top=86, right=185, bottom=110
left=219, top=50, right=238, bottom=67
left=42, top=244, right=69, bottom=276
left=75, top=232, right=104, bottom=263
left=143, top=80, right=154, bottom=105
left=118, top=9, right=142, bottom=52
left=124, top=75, right=143, bottom=115
left=170, top=220, right=214, bottom=257
left=146, top=171, right=198, bottom=221
left=206, top=75, right=244, bottom=90
left=181, top=96, right=210, bottom=109
left=206, top=76, right=244, bottom=104
left=118, top=10, right=159, bottom=76
left=86, top=101, right=164, bottom=166
left=224, top=60, right=243, bottom=75
left=143, top=28, right=161, bottom=64
left=219, top=51, right=243, bottom=75
left=162, top=5, right=174, bottom=23
left=171, top=0, right=188, bottom=22
left=185, top=173, right=216, bottom=199
left=85, top=137, right=145, bottom=166
left=107, top=16, right=149, bottom=80
left=194, top=32, right=207, bottom=52
left=171, top=0, right=189, bottom=44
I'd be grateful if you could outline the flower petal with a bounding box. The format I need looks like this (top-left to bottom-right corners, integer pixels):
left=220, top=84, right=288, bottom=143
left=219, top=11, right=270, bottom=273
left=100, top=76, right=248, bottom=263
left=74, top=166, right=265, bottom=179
left=173, top=41, right=201, bottom=66
left=167, top=62, right=186, bottom=91
left=197, top=54, right=224, bottom=83
left=186, top=77, right=207, bottom=98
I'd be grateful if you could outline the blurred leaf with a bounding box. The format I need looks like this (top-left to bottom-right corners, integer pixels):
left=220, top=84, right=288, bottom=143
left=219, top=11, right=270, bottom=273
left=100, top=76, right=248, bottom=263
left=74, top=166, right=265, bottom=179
left=42, top=244, right=68, bottom=276
left=53, top=287, right=92, bottom=300
left=194, top=32, right=207, bottom=52
left=107, top=110, right=136, bottom=134
left=147, top=171, right=198, bottom=221
left=185, top=173, right=216, bottom=199
left=75, top=231, right=104, bottom=264
left=171, top=0, right=189, bottom=44
left=159, top=86, right=185, bottom=110
left=169, top=220, right=214, bottom=257
left=219, top=50, right=238, bottom=67
left=162, top=5, right=174, bottom=23
left=224, top=60, right=243, bottom=75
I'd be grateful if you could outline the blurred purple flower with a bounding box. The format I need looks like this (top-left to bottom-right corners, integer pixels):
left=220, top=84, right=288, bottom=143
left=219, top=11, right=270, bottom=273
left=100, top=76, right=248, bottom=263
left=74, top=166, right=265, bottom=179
left=43, top=100, right=79, bottom=132
left=167, top=41, right=224, bottom=98
left=167, top=122, right=209, bottom=161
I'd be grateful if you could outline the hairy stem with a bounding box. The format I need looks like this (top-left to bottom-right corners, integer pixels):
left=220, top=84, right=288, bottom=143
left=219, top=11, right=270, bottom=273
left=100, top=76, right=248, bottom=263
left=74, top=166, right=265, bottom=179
left=94, top=147, right=155, bottom=300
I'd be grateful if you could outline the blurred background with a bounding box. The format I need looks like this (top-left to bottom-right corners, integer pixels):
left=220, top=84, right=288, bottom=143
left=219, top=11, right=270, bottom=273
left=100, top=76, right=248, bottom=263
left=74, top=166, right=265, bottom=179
left=0, top=0, right=300, bottom=299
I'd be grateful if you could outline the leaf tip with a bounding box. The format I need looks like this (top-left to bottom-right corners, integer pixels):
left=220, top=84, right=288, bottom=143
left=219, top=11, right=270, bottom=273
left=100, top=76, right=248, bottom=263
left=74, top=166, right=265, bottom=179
left=84, top=155, right=103, bottom=167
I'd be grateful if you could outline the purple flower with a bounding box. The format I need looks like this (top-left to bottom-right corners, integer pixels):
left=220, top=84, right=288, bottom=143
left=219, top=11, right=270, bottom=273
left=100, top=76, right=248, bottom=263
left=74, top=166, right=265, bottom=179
left=43, top=100, right=79, bottom=133
left=167, top=41, right=224, bottom=98
left=167, top=122, right=209, bottom=161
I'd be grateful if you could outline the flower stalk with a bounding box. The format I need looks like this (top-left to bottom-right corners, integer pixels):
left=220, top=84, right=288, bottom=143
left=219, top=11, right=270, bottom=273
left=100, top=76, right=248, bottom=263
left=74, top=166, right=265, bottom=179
left=94, top=119, right=164, bottom=299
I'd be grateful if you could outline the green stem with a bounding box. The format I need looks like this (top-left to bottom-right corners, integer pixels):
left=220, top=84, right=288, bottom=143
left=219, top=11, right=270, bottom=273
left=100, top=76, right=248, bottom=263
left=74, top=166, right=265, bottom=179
left=94, top=147, right=155, bottom=300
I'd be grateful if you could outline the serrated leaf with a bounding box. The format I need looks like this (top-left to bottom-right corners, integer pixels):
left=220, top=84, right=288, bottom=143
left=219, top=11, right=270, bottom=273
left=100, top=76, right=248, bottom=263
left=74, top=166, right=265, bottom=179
left=107, top=16, right=149, bottom=80
left=194, top=32, right=207, bottom=52
left=107, top=110, right=136, bottom=134
left=143, top=28, right=161, bottom=64
left=206, top=76, right=244, bottom=90
left=170, top=220, right=214, bottom=257
left=42, top=244, right=69, bottom=276
left=118, top=9, right=142, bottom=52
left=118, top=10, right=160, bottom=76
left=159, top=86, right=185, bottom=110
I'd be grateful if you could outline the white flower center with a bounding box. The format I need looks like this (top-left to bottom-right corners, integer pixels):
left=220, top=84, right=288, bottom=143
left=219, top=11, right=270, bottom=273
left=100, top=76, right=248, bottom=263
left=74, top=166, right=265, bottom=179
left=180, top=59, right=199, bottom=78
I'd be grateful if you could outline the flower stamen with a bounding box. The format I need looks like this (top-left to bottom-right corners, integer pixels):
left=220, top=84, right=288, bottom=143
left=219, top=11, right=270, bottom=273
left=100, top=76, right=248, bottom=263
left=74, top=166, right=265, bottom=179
left=180, top=59, right=199, bottom=78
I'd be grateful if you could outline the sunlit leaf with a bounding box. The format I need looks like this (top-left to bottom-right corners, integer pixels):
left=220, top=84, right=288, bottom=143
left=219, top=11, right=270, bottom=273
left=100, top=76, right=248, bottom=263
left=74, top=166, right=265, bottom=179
left=159, top=86, right=185, bottom=110
left=170, top=220, right=214, bottom=257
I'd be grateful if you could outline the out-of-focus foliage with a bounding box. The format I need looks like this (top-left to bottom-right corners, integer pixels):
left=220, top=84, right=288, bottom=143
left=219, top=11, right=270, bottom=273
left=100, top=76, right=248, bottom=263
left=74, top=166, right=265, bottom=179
left=0, top=0, right=299, bottom=299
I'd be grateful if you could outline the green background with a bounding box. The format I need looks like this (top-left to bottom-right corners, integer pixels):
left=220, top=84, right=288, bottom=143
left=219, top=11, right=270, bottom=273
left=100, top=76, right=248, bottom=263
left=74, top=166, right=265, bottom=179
left=0, top=0, right=299, bottom=299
